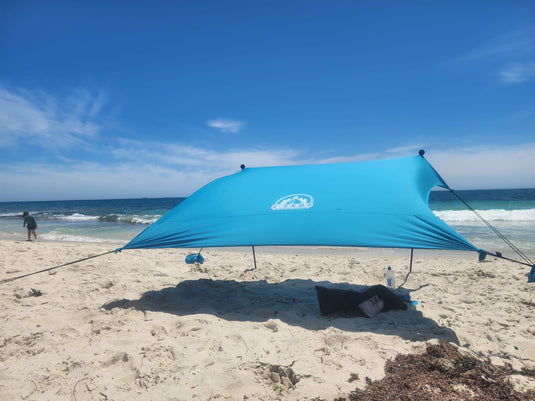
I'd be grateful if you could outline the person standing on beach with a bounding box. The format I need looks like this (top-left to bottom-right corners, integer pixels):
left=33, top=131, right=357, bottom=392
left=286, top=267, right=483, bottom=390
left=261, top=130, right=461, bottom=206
left=22, top=211, right=38, bottom=241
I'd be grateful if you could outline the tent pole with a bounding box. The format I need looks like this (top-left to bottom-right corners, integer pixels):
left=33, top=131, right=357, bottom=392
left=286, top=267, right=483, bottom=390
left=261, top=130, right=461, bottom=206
left=252, top=246, right=257, bottom=270
left=399, top=248, right=414, bottom=288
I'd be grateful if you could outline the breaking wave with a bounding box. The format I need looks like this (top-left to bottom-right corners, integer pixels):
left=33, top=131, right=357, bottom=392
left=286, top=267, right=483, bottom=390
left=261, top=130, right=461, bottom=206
left=434, top=208, right=535, bottom=222
left=53, top=213, right=99, bottom=221
left=35, top=213, right=160, bottom=224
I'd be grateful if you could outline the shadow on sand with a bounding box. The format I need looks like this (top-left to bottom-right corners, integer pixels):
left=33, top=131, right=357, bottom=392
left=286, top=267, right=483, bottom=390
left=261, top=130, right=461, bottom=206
left=102, top=278, right=458, bottom=344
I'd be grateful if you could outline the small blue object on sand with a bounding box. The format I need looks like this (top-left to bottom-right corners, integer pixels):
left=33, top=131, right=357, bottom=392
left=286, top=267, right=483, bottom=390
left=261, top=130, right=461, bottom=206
left=185, top=253, right=204, bottom=264
left=401, top=294, right=418, bottom=306
left=528, top=265, right=535, bottom=283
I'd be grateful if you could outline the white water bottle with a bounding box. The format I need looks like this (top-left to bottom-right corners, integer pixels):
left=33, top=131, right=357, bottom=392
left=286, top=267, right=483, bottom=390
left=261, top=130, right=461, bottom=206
left=386, top=266, right=395, bottom=289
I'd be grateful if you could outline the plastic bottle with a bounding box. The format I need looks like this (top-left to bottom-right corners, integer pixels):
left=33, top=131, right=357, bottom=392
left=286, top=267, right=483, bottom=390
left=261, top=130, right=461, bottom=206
left=386, top=266, right=395, bottom=289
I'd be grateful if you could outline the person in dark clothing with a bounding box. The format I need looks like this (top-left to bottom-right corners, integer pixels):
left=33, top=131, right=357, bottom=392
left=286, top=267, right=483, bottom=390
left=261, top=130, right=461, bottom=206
left=22, top=211, right=38, bottom=241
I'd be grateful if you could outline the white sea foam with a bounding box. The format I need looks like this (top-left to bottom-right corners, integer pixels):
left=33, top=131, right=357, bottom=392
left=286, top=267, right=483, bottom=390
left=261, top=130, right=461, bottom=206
left=40, top=232, right=115, bottom=243
left=54, top=213, right=99, bottom=221
left=0, top=212, right=24, bottom=218
left=129, top=215, right=160, bottom=224
left=434, top=208, right=535, bottom=222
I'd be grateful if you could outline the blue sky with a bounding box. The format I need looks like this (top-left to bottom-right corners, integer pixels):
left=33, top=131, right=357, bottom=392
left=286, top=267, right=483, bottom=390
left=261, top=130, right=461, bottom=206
left=1, top=1, right=534, bottom=201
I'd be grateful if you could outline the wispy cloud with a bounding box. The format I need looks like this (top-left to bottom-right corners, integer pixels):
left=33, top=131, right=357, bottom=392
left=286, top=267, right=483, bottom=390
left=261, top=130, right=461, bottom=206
left=446, top=30, right=534, bottom=65
left=206, top=119, right=245, bottom=133
left=0, top=85, right=106, bottom=147
left=444, top=30, right=535, bottom=84
left=1, top=139, right=534, bottom=200
left=2, top=141, right=534, bottom=201
left=112, top=138, right=301, bottom=172
left=1, top=85, right=533, bottom=200
left=427, top=143, right=535, bottom=189
left=500, top=63, right=535, bottom=83
left=386, top=144, right=425, bottom=155
left=0, top=143, right=305, bottom=200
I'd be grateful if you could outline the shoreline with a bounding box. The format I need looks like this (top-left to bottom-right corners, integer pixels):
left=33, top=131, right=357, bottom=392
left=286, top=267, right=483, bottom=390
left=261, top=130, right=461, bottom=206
left=2, top=235, right=522, bottom=256
left=1, top=239, right=534, bottom=400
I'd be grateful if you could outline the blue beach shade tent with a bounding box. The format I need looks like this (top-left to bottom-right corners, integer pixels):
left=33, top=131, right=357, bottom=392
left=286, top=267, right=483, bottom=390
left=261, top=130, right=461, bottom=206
left=118, top=154, right=482, bottom=254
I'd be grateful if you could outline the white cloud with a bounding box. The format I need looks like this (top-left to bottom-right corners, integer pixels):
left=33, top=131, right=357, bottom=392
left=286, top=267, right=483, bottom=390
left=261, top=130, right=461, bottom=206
left=0, top=139, right=308, bottom=200
left=1, top=85, right=533, bottom=201
left=111, top=138, right=301, bottom=171
left=426, top=143, right=535, bottom=190
left=2, top=141, right=533, bottom=201
left=500, top=63, right=535, bottom=83
left=0, top=85, right=105, bottom=147
left=443, top=30, right=535, bottom=84
left=386, top=144, right=425, bottom=155
left=206, top=119, right=245, bottom=133
left=445, top=30, right=534, bottom=65
left=0, top=146, right=302, bottom=201
left=0, top=162, right=211, bottom=201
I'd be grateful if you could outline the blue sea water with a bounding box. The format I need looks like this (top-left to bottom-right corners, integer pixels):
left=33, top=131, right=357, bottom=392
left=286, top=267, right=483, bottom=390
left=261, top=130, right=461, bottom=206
left=428, top=188, right=535, bottom=256
left=0, top=198, right=185, bottom=244
left=0, top=189, right=534, bottom=255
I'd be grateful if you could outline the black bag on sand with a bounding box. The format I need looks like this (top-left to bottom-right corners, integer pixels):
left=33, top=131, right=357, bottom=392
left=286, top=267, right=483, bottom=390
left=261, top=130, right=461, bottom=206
left=315, top=284, right=408, bottom=317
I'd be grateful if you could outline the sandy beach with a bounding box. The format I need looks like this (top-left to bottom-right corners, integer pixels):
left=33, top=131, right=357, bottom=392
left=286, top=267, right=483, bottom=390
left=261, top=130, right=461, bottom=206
left=1, top=239, right=534, bottom=400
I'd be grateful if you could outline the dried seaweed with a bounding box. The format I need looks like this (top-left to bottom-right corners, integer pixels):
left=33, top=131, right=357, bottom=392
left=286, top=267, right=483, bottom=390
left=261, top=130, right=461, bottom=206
left=342, top=343, right=535, bottom=401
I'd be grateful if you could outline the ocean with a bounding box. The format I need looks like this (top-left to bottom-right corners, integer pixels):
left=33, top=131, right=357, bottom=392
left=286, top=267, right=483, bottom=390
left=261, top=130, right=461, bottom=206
left=1, top=189, right=534, bottom=256
left=0, top=198, right=186, bottom=244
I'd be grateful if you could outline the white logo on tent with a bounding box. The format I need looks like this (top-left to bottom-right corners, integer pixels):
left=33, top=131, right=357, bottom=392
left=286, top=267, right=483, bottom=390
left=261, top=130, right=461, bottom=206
left=271, top=194, right=314, bottom=210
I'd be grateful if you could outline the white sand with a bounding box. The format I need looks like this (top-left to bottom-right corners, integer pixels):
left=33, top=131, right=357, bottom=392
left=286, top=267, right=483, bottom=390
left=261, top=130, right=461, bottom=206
left=0, top=240, right=534, bottom=400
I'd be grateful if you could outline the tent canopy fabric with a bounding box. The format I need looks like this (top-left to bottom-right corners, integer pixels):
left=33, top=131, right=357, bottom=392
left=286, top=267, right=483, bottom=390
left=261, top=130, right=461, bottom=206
left=119, top=155, right=481, bottom=253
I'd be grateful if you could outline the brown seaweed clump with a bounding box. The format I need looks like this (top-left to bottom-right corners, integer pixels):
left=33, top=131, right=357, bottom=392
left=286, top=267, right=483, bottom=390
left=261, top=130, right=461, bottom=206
left=346, top=342, right=535, bottom=401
